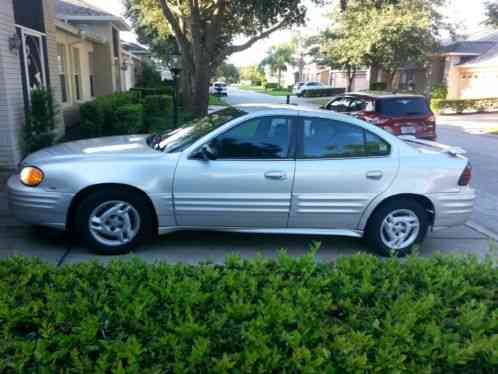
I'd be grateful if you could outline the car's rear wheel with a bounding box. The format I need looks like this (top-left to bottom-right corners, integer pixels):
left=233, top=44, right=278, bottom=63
left=75, top=189, right=155, bottom=255
left=365, top=198, right=429, bottom=257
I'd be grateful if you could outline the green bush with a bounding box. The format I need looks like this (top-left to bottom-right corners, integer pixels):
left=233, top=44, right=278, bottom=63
left=302, top=87, right=346, bottom=97
left=143, top=95, right=173, bottom=132
left=113, top=104, right=145, bottom=134
left=1, top=251, right=497, bottom=372
left=22, top=89, right=58, bottom=155
left=431, top=84, right=448, bottom=100
left=431, top=97, right=498, bottom=114
left=370, top=82, right=387, bottom=91
left=80, top=101, right=102, bottom=138
left=264, top=82, right=279, bottom=90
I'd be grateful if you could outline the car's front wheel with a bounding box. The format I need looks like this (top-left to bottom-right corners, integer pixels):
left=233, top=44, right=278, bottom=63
left=365, top=198, right=429, bottom=257
left=75, top=189, right=155, bottom=254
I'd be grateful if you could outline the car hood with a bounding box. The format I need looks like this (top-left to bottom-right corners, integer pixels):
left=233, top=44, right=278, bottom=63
left=22, top=135, right=159, bottom=164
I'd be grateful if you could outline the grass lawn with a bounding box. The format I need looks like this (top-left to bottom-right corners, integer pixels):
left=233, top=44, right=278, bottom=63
left=208, top=95, right=228, bottom=106
left=488, top=128, right=498, bottom=135
left=238, top=85, right=291, bottom=97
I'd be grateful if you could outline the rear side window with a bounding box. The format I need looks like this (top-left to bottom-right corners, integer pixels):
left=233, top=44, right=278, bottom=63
left=301, top=118, right=390, bottom=159
left=376, top=98, right=430, bottom=117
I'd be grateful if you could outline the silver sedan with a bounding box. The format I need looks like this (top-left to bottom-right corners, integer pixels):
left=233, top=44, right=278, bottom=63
left=7, top=104, right=475, bottom=256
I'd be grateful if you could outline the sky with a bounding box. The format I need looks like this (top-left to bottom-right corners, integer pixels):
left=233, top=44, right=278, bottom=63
left=85, top=0, right=490, bottom=66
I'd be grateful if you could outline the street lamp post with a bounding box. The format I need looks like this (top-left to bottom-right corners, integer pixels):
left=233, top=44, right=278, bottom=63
left=168, top=50, right=182, bottom=128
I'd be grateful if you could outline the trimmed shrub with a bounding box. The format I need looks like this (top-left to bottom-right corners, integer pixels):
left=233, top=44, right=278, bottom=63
left=80, top=101, right=102, bottom=138
left=370, top=82, right=387, bottom=91
left=143, top=95, right=173, bottom=132
left=22, top=89, right=58, bottom=155
left=1, top=252, right=497, bottom=372
left=264, top=82, right=279, bottom=90
left=130, top=87, right=174, bottom=100
left=113, top=104, right=145, bottom=134
left=431, top=97, right=498, bottom=114
left=431, top=84, right=448, bottom=100
left=302, top=87, right=346, bottom=97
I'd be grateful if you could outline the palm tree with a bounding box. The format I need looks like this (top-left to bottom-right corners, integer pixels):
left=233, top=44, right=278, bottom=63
left=260, top=44, right=295, bottom=88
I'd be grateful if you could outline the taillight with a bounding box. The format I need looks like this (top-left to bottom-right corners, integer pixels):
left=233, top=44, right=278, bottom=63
left=458, top=163, right=472, bottom=186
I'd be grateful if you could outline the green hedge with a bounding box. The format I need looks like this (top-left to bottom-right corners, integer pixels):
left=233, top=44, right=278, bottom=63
left=80, top=92, right=175, bottom=137
left=114, top=104, right=145, bottom=134
left=130, top=87, right=174, bottom=100
left=431, top=97, right=498, bottom=114
left=1, top=251, right=497, bottom=372
left=431, top=84, right=448, bottom=100
left=302, top=87, right=346, bottom=97
left=264, top=82, right=279, bottom=90
left=370, top=82, right=387, bottom=91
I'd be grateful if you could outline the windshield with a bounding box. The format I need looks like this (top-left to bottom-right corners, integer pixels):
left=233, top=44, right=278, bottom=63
left=155, top=107, right=247, bottom=153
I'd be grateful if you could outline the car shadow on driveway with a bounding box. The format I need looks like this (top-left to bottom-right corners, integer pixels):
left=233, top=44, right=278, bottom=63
left=0, top=225, right=494, bottom=265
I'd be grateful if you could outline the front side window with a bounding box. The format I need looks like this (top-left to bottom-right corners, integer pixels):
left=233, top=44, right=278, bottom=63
left=211, top=116, right=292, bottom=159
left=301, top=118, right=390, bottom=159
left=327, top=97, right=351, bottom=112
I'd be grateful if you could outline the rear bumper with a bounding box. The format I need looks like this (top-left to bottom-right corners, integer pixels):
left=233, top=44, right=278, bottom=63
left=7, top=175, right=74, bottom=230
left=428, top=188, right=476, bottom=230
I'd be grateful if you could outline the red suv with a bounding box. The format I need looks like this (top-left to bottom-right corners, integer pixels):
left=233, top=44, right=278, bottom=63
left=322, top=93, right=436, bottom=140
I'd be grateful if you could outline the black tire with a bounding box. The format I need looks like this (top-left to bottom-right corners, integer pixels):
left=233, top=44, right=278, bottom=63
left=75, top=188, right=156, bottom=255
left=365, top=198, right=429, bottom=257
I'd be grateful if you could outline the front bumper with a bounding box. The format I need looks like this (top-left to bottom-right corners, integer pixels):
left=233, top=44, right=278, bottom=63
left=7, top=175, right=74, bottom=230
left=428, top=188, right=476, bottom=231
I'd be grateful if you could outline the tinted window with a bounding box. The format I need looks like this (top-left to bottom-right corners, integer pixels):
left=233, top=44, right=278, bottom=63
left=327, top=97, right=351, bottom=112
left=213, top=117, right=292, bottom=159
left=376, top=98, right=430, bottom=117
left=349, top=98, right=370, bottom=112
left=157, top=107, right=247, bottom=153
left=302, top=118, right=390, bottom=158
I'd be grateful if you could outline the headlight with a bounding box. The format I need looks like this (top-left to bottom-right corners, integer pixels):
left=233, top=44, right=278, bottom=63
left=20, top=166, right=44, bottom=187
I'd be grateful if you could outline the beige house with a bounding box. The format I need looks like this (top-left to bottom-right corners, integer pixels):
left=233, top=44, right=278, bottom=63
left=0, top=0, right=150, bottom=169
left=0, top=0, right=62, bottom=169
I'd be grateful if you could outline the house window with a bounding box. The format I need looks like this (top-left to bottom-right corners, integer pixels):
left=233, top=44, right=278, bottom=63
left=57, top=43, right=68, bottom=103
left=73, top=48, right=82, bottom=100
left=88, top=51, right=95, bottom=97
left=18, top=27, right=47, bottom=93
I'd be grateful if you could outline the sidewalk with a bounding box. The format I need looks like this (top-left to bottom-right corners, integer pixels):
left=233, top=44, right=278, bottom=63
left=437, top=113, right=498, bottom=135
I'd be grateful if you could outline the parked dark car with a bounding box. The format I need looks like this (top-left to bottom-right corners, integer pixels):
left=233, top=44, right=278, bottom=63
left=322, top=93, right=436, bottom=140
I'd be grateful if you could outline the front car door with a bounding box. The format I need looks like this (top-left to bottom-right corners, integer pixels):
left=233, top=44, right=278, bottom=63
left=174, top=114, right=297, bottom=228
left=288, top=115, right=399, bottom=231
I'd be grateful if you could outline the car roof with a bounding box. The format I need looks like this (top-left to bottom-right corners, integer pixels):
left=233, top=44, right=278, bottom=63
left=344, top=91, right=426, bottom=100
left=232, top=103, right=350, bottom=118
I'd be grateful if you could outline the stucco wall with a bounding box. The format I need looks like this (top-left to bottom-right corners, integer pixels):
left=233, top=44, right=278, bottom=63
left=450, top=66, right=498, bottom=99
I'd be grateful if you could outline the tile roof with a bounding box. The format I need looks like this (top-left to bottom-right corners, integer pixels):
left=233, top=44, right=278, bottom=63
left=459, top=44, right=498, bottom=67
left=438, top=41, right=495, bottom=55
left=56, top=0, right=114, bottom=17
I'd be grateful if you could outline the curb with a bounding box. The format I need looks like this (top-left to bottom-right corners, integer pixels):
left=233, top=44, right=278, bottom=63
left=466, top=221, right=498, bottom=242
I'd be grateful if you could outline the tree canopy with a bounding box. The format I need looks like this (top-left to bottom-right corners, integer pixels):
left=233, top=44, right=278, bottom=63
left=485, top=1, right=498, bottom=28
left=126, top=0, right=314, bottom=115
left=259, top=44, right=296, bottom=87
left=216, top=63, right=240, bottom=84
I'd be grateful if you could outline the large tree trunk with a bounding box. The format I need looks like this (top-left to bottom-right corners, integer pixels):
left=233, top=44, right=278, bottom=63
left=192, top=64, right=211, bottom=116
left=346, top=66, right=356, bottom=92
left=278, top=69, right=282, bottom=88
left=384, top=71, right=395, bottom=91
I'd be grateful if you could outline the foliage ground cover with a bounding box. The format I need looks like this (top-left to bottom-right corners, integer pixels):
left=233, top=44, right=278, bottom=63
left=1, top=251, right=497, bottom=372
left=208, top=95, right=228, bottom=106
left=238, top=85, right=290, bottom=97
left=431, top=98, right=498, bottom=115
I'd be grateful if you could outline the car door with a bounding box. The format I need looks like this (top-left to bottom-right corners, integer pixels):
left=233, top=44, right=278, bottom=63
left=173, top=115, right=297, bottom=228
left=288, top=116, right=399, bottom=230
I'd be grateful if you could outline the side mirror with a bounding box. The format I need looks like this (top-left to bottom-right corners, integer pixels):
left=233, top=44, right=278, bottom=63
left=196, top=143, right=217, bottom=161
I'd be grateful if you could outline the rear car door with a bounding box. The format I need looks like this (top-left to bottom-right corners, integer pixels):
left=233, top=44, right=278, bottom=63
left=288, top=116, right=399, bottom=230
left=174, top=115, right=297, bottom=228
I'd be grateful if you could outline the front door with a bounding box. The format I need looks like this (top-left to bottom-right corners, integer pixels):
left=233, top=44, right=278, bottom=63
left=288, top=116, right=399, bottom=230
left=174, top=116, right=296, bottom=228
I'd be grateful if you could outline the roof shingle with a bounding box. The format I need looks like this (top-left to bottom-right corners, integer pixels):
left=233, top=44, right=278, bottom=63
left=56, top=0, right=114, bottom=18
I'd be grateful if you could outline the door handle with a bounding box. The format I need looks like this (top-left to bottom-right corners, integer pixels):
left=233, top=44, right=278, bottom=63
left=264, top=171, right=287, bottom=180
left=366, top=171, right=383, bottom=180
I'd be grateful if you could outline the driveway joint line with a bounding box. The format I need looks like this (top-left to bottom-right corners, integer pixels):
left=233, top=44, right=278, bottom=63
left=465, top=221, right=498, bottom=242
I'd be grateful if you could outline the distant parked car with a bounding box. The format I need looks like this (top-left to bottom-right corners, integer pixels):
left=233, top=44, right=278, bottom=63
left=8, top=105, right=473, bottom=256
left=322, top=93, right=436, bottom=140
left=294, top=81, right=324, bottom=97
left=210, top=82, right=228, bottom=96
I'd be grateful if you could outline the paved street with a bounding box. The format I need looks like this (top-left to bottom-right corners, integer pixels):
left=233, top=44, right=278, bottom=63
left=0, top=88, right=497, bottom=265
